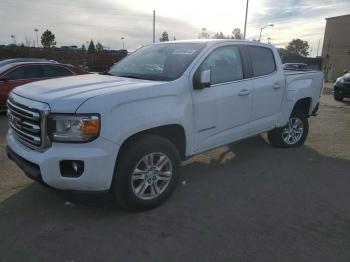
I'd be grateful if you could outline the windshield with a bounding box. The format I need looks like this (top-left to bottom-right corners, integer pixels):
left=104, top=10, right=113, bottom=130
left=108, top=43, right=205, bottom=81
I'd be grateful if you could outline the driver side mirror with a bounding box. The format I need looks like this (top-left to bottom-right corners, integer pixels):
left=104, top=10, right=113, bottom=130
left=0, top=75, right=10, bottom=82
left=194, top=69, right=211, bottom=89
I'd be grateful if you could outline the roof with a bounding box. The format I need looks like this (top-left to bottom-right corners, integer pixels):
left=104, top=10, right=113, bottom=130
left=6, top=61, right=67, bottom=67
left=155, top=39, right=273, bottom=48
left=325, top=14, right=350, bottom=20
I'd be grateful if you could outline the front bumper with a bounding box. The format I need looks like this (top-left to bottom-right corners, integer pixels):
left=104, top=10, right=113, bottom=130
left=7, top=129, right=119, bottom=191
left=334, top=84, right=350, bottom=97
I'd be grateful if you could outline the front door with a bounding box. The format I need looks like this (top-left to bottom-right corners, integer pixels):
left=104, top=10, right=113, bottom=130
left=191, top=45, right=253, bottom=152
left=0, top=65, right=45, bottom=109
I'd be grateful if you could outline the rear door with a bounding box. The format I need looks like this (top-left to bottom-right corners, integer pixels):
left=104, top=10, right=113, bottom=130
left=247, top=46, right=284, bottom=131
left=191, top=44, right=253, bottom=152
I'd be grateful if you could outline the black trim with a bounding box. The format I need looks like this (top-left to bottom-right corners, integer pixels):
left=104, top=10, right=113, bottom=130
left=6, top=146, right=43, bottom=183
left=198, top=126, right=216, bottom=133
left=312, top=103, right=319, bottom=116
left=239, top=45, right=254, bottom=79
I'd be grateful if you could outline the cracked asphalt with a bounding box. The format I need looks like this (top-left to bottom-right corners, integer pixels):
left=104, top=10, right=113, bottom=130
left=0, top=88, right=350, bottom=262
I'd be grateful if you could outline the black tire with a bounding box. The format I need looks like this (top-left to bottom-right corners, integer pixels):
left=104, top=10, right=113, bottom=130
left=112, top=134, right=181, bottom=211
left=268, top=110, right=309, bottom=148
left=334, top=94, right=344, bottom=101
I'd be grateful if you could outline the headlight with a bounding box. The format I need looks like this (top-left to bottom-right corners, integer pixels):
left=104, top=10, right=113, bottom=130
left=48, top=114, right=100, bottom=143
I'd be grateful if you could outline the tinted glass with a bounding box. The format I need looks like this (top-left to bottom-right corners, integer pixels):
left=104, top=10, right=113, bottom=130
left=7, top=65, right=44, bottom=80
left=249, top=46, right=276, bottom=77
left=200, top=46, right=243, bottom=85
left=43, top=65, right=73, bottom=77
left=108, top=43, right=205, bottom=81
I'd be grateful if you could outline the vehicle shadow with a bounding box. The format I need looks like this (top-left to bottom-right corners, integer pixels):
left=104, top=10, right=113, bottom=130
left=1, top=135, right=350, bottom=261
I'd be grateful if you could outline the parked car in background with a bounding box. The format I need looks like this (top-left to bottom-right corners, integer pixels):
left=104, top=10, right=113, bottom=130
left=283, top=63, right=308, bottom=70
left=0, top=62, right=89, bottom=110
left=334, top=72, right=350, bottom=101
left=6, top=40, right=323, bottom=211
left=0, top=58, right=57, bottom=68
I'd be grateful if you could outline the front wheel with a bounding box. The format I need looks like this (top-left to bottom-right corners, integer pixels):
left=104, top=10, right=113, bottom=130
left=112, top=135, right=180, bottom=211
left=334, top=94, right=344, bottom=101
left=268, top=111, right=309, bottom=148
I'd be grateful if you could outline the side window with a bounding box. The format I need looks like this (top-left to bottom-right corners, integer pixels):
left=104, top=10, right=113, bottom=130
left=43, top=65, right=73, bottom=78
left=7, top=65, right=44, bottom=80
left=248, top=46, right=276, bottom=77
left=200, top=46, right=243, bottom=85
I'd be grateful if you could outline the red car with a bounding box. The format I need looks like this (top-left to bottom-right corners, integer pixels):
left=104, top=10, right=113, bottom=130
left=0, top=62, right=89, bottom=110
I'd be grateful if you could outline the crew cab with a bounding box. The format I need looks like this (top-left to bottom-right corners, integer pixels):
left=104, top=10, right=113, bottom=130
left=6, top=40, right=323, bottom=210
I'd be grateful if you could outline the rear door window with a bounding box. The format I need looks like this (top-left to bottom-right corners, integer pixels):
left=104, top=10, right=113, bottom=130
left=248, top=46, right=276, bottom=77
left=43, top=65, right=74, bottom=78
left=7, top=65, right=44, bottom=80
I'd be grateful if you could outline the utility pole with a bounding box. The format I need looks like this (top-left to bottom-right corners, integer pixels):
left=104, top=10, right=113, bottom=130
left=34, top=29, right=39, bottom=48
left=316, top=39, right=320, bottom=57
left=10, top=35, right=16, bottom=45
left=259, top=24, right=274, bottom=42
left=121, top=37, right=125, bottom=50
left=243, top=0, right=249, bottom=40
left=153, top=10, right=156, bottom=43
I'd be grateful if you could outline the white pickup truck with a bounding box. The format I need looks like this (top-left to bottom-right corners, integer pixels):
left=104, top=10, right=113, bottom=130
left=6, top=40, right=323, bottom=210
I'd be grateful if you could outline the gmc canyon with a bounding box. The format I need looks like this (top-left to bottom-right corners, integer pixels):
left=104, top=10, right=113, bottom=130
left=6, top=40, right=323, bottom=210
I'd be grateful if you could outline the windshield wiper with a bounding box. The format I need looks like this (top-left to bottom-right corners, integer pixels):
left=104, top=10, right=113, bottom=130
left=116, top=74, right=146, bottom=79
left=100, top=71, right=113, bottom=75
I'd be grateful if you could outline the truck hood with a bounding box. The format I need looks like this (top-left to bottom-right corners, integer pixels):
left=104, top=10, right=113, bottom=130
left=13, top=74, right=163, bottom=112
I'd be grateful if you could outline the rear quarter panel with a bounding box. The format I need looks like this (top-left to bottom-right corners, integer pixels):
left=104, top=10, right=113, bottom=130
left=276, top=71, right=323, bottom=127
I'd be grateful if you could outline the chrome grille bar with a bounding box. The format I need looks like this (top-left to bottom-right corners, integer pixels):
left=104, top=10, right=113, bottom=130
left=7, top=93, right=51, bottom=150
left=7, top=99, right=40, bottom=120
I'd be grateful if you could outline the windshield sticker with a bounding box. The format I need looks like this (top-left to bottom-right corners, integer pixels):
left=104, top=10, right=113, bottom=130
left=172, top=49, right=197, bottom=55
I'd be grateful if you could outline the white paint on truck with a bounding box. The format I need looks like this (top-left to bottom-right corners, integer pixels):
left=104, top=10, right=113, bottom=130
left=6, top=40, right=323, bottom=208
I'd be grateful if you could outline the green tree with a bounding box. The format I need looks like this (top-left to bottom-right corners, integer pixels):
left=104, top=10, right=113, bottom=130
left=88, top=40, right=96, bottom=53
left=232, top=28, right=243, bottom=39
left=159, top=31, right=169, bottom=42
left=81, top=44, right=86, bottom=52
left=213, top=32, right=226, bottom=39
left=41, top=30, right=56, bottom=48
left=96, top=42, right=104, bottom=52
left=286, top=39, right=310, bottom=57
left=277, top=48, right=291, bottom=61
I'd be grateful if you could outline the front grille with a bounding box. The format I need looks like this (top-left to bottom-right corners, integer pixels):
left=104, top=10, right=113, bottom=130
left=7, top=94, right=50, bottom=150
left=7, top=100, right=42, bottom=147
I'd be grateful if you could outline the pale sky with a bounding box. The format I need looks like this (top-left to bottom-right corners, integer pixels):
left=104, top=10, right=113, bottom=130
left=1, top=0, right=349, bottom=56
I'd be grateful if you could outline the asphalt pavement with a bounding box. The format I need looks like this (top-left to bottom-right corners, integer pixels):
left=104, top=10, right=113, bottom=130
left=0, top=94, right=350, bottom=262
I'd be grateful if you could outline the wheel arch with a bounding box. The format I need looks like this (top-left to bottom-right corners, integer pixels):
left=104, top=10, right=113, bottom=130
left=292, top=97, right=312, bottom=116
left=116, top=124, right=187, bottom=164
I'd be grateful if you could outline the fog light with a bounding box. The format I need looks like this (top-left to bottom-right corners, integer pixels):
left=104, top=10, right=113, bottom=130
left=60, top=160, right=84, bottom=177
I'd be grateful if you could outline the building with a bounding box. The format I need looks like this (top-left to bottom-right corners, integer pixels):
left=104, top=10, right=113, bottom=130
left=322, top=14, right=350, bottom=81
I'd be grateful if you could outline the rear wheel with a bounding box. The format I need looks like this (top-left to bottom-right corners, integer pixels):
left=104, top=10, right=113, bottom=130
left=268, top=111, right=309, bottom=148
left=112, top=135, right=180, bottom=211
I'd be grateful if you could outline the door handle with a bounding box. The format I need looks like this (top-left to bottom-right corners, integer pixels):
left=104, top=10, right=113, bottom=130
left=238, top=89, right=251, bottom=96
left=273, top=83, right=281, bottom=89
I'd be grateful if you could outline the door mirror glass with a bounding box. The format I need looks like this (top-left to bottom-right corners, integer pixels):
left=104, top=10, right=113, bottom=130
left=194, top=69, right=211, bottom=89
